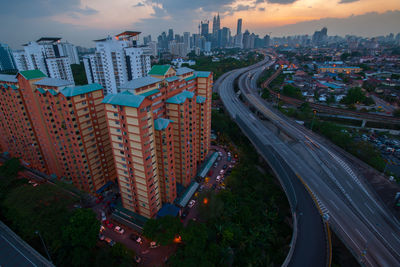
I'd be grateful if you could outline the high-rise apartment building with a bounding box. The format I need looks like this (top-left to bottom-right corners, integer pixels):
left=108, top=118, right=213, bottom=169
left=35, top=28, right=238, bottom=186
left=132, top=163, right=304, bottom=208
left=0, top=43, right=17, bottom=72
left=12, top=37, right=75, bottom=84
left=0, top=70, right=116, bottom=193
left=102, top=65, right=212, bottom=218
left=83, top=31, right=151, bottom=96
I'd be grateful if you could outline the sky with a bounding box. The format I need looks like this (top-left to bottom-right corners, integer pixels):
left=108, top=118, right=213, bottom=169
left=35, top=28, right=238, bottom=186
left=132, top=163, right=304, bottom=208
left=0, top=0, right=399, bottom=49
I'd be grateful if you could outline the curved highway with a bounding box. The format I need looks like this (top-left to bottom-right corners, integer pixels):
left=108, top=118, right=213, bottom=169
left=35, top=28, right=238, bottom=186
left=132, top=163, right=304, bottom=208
left=215, top=58, right=328, bottom=266
left=231, top=56, right=400, bottom=266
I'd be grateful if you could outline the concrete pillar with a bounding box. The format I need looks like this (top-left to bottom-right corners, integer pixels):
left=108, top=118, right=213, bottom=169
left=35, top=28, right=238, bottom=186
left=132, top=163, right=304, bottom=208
left=361, top=119, right=367, bottom=128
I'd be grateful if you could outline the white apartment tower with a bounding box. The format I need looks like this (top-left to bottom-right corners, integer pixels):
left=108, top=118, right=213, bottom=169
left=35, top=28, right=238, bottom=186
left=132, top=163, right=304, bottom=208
left=12, top=37, right=75, bottom=84
left=83, top=31, right=151, bottom=95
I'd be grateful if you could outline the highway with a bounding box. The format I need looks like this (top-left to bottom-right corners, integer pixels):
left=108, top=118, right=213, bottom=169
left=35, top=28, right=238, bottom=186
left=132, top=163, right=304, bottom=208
left=216, top=59, right=328, bottom=266
left=0, top=221, right=54, bottom=267
left=216, top=56, right=400, bottom=266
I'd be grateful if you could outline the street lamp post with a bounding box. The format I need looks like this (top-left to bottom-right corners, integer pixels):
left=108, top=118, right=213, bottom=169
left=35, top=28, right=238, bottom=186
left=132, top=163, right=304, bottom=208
left=310, top=110, right=317, bottom=131
left=35, top=230, right=52, bottom=263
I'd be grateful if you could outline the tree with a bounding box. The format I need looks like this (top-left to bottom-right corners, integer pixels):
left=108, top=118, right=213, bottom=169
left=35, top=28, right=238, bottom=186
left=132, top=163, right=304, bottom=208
left=393, top=109, right=400, bottom=117
left=282, top=85, right=303, bottom=99
left=143, top=216, right=183, bottom=245
left=70, top=64, right=88, bottom=85
left=341, top=87, right=366, bottom=105
left=0, top=158, right=22, bottom=177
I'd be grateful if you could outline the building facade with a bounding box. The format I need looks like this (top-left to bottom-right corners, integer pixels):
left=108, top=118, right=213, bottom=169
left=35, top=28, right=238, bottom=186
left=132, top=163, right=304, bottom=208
left=0, top=43, right=17, bottom=72
left=102, top=65, right=212, bottom=218
left=83, top=31, right=151, bottom=96
left=0, top=70, right=116, bottom=193
left=12, top=38, right=75, bottom=84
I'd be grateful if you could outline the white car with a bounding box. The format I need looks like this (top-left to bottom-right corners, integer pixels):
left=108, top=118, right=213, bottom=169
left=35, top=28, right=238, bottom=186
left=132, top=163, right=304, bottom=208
left=188, top=200, right=196, bottom=208
left=218, top=151, right=222, bottom=156
left=227, top=152, right=231, bottom=157
left=219, top=170, right=224, bottom=174
left=114, top=226, right=125, bottom=234
left=216, top=175, right=221, bottom=182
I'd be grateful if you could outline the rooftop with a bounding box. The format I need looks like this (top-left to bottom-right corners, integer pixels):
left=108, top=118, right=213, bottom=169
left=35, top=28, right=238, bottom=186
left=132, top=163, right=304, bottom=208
left=60, top=83, right=103, bottom=97
left=34, top=77, right=74, bottom=87
left=166, top=91, right=194, bottom=105
left=165, top=76, right=180, bottom=83
left=0, top=74, right=18, bottom=83
left=19, top=70, right=46, bottom=80
left=195, top=71, right=212, bottom=78
left=36, top=37, right=61, bottom=43
left=102, top=91, right=145, bottom=108
left=176, top=67, right=194, bottom=76
left=148, top=65, right=172, bottom=76
left=139, top=89, right=160, bottom=97
left=196, top=96, right=206, bottom=104
left=154, top=118, right=173, bottom=131
left=120, top=76, right=161, bottom=91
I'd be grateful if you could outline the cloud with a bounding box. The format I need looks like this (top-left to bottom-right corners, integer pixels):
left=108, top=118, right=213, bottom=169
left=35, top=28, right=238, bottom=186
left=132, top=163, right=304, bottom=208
left=259, top=7, right=266, bottom=11
left=75, top=6, right=99, bottom=15
left=255, top=0, right=298, bottom=4
left=133, top=2, right=145, bottom=7
left=338, top=0, right=360, bottom=3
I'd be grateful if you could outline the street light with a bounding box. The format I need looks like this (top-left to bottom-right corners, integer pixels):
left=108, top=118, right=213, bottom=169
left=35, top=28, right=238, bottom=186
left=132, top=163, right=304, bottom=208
left=35, top=230, right=52, bottom=263
left=310, top=110, right=317, bottom=131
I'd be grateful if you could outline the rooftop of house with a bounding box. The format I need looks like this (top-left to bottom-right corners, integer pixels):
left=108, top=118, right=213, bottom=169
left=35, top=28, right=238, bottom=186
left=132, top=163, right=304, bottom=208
left=154, top=118, right=173, bottom=131
left=0, top=74, right=18, bottom=83
left=166, top=90, right=194, bottom=105
left=34, top=77, right=74, bottom=87
left=102, top=91, right=145, bottom=108
left=148, top=65, right=173, bottom=76
left=119, top=76, right=161, bottom=91
left=19, top=70, right=47, bottom=80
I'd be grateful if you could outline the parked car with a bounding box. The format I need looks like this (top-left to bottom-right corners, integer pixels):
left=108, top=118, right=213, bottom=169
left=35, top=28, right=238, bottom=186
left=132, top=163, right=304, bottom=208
left=101, top=211, right=106, bottom=221
left=214, top=162, right=218, bottom=168
left=150, top=241, right=160, bottom=248
left=227, top=156, right=231, bottom=162
left=134, top=255, right=142, bottom=263
left=219, top=169, right=224, bottom=174
left=104, top=220, right=113, bottom=229
left=223, top=164, right=227, bottom=170
left=130, top=234, right=143, bottom=244
left=99, top=225, right=105, bottom=233
left=98, top=233, right=105, bottom=241
left=114, top=226, right=125, bottom=234
left=216, top=175, right=221, bottom=182
left=188, top=199, right=196, bottom=208
left=104, top=237, right=115, bottom=246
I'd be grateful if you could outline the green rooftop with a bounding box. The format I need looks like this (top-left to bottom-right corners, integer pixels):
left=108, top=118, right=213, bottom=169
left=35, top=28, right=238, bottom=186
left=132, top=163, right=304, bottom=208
left=166, top=90, right=194, bottom=105
left=154, top=118, right=173, bottom=131
left=60, top=83, right=103, bottom=97
left=19, top=70, right=47, bottom=80
left=139, top=88, right=160, bottom=97
left=195, top=71, right=211, bottom=78
left=148, top=65, right=172, bottom=76
left=102, top=91, right=145, bottom=108
left=196, top=96, right=206, bottom=104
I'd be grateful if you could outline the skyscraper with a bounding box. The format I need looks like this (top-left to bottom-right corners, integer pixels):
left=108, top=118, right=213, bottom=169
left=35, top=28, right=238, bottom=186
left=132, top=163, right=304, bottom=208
left=0, top=42, right=17, bottom=72
left=201, top=21, right=209, bottom=38
left=183, top=32, right=190, bottom=53
left=212, top=14, right=220, bottom=35
left=237, top=18, right=243, bottom=35
left=168, top=29, right=174, bottom=41
left=83, top=31, right=151, bottom=95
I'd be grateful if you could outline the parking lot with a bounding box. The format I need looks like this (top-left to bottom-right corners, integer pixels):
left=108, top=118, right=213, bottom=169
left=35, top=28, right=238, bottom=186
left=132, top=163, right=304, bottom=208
left=179, top=145, right=238, bottom=226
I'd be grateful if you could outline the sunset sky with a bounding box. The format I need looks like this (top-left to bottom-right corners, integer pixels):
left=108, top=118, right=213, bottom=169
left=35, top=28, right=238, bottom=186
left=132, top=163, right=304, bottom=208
left=1, top=0, right=399, bottom=48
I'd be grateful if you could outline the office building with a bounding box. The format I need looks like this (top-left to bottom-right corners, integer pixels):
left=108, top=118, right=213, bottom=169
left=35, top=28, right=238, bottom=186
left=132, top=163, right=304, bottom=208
left=212, top=14, right=221, bottom=35
left=0, top=43, right=17, bottom=72
left=201, top=21, right=209, bottom=38
left=0, top=70, right=116, bottom=193
left=83, top=31, right=151, bottom=95
left=102, top=65, right=212, bottom=218
left=12, top=37, right=75, bottom=84
left=237, top=18, right=243, bottom=35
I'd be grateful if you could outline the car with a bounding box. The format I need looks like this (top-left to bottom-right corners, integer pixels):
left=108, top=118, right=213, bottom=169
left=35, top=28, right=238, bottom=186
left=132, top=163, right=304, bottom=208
left=150, top=241, right=160, bottom=248
left=104, top=237, right=115, bottom=246
left=101, top=211, right=106, bottom=221
left=134, top=255, right=142, bottom=263
left=216, top=175, right=221, bottom=182
left=218, top=151, right=222, bottom=156
left=181, top=209, right=189, bottom=219
left=188, top=199, right=196, bottom=208
left=99, top=225, right=105, bottom=233
left=223, top=164, right=227, bottom=170
left=114, top=226, right=125, bottom=234
left=199, top=185, right=205, bottom=192
left=219, top=169, right=224, bottom=174
left=218, top=156, right=222, bottom=161
left=98, top=233, right=105, bottom=241
left=130, top=234, right=143, bottom=244
left=214, top=162, right=218, bottom=168
left=227, top=156, right=231, bottom=162
left=104, top=220, right=113, bottom=229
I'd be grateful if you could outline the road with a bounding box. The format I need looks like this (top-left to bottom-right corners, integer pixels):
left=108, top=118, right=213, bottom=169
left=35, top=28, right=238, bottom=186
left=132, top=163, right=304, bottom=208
left=0, top=221, right=54, bottom=267
left=216, top=59, right=328, bottom=267
left=217, top=55, right=400, bottom=266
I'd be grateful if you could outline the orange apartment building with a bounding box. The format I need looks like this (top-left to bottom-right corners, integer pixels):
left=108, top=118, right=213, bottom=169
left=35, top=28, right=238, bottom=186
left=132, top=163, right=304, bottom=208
left=103, top=65, right=212, bottom=218
left=0, top=70, right=116, bottom=193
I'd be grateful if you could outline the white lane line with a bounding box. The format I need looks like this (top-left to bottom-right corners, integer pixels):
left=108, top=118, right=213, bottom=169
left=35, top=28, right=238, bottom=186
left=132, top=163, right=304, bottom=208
left=392, top=232, right=400, bottom=244
left=0, top=235, right=37, bottom=267
left=329, top=200, right=339, bottom=210
left=345, top=180, right=354, bottom=190
left=355, top=228, right=367, bottom=242
left=364, top=202, right=375, bottom=214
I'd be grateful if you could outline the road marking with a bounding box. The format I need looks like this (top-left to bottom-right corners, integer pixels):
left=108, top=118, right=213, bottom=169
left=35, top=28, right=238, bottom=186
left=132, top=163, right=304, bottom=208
left=355, top=228, right=367, bottom=242
left=0, top=235, right=37, bottom=267
left=345, top=180, right=354, bottom=190
left=329, top=200, right=339, bottom=210
left=364, top=202, right=375, bottom=214
left=392, top=232, right=400, bottom=244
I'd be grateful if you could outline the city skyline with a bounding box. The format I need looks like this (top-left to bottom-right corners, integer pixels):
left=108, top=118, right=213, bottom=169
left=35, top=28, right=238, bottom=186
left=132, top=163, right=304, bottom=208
left=1, top=0, right=400, bottom=49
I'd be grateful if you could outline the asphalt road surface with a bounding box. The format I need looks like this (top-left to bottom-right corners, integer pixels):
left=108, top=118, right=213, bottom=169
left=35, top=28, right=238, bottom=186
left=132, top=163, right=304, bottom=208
left=216, top=55, right=400, bottom=266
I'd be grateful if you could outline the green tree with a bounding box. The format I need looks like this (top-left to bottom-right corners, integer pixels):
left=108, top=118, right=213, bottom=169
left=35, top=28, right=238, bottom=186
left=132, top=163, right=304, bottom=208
left=393, top=109, right=400, bottom=117
left=71, top=64, right=88, bottom=85
left=282, top=85, right=303, bottom=99
left=341, top=87, right=366, bottom=105
left=0, top=158, right=22, bottom=177
left=143, top=216, right=183, bottom=245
